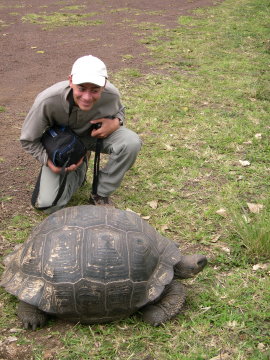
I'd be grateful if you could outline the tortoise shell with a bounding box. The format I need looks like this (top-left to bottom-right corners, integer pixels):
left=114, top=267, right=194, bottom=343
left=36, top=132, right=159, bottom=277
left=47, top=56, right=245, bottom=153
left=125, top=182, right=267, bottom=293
left=1, top=205, right=182, bottom=323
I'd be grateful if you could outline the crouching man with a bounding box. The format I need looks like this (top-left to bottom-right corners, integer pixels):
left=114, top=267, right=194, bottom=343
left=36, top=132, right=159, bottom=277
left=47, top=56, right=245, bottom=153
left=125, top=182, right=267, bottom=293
left=20, top=55, right=142, bottom=213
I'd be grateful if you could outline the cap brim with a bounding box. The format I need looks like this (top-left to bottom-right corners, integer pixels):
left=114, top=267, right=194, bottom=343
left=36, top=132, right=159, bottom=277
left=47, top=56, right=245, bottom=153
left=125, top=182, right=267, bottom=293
left=72, top=73, right=106, bottom=87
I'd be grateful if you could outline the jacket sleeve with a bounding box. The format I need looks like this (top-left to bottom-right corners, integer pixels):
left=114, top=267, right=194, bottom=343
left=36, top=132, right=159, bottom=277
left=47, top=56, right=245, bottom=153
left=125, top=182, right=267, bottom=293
left=114, top=105, right=125, bottom=124
left=20, top=98, right=54, bottom=165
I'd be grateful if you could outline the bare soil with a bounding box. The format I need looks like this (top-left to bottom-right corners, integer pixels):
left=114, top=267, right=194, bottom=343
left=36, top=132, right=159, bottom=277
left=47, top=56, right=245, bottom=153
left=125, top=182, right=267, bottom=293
left=0, top=1, right=221, bottom=358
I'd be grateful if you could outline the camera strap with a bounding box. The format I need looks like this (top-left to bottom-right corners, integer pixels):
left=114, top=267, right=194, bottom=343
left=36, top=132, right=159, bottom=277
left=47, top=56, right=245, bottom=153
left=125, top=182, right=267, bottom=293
left=68, top=89, right=76, bottom=117
left=91, top=115, right=115, bottom=196
left=92, top=138, right=102, bottom=195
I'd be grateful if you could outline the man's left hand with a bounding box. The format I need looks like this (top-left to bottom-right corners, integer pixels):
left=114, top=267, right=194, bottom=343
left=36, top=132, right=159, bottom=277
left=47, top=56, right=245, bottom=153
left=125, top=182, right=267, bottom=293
left=66, top=156, right=84, bottom=172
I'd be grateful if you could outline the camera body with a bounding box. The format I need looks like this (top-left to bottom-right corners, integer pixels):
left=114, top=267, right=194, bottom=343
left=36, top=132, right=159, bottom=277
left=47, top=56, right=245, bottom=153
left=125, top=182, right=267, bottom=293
left=90, top=116, right=114, bottom=135
left=90, top=122, right=102, bottom=134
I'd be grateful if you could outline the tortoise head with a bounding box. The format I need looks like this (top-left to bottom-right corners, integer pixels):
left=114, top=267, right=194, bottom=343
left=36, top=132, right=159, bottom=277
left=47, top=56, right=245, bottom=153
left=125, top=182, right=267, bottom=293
left=174, top=254, right=207, bottom=279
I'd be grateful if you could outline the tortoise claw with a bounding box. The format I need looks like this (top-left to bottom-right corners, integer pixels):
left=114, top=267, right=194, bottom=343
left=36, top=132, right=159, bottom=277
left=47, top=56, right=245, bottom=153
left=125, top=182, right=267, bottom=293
left=23, top=321, right=30, bottom=330
left=23, top=319, right=43, bottom=331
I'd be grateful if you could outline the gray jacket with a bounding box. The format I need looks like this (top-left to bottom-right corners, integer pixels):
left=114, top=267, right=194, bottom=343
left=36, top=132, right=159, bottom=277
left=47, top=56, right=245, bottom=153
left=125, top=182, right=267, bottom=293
left=20, top=80, right=125, bottom=165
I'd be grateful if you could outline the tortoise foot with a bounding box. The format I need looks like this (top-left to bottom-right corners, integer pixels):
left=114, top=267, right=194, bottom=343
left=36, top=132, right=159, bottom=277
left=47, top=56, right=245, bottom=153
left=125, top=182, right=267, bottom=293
left=18, top=301, right=48, bottom=330
left=141, top=304, right=168, bottom=326
left=141, top=280, right=186, bottom=326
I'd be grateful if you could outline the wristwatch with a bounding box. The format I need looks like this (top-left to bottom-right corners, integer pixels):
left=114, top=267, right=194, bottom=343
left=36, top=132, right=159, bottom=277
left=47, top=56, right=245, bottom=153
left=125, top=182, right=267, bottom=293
left=107, top=115, right=124, bottom=126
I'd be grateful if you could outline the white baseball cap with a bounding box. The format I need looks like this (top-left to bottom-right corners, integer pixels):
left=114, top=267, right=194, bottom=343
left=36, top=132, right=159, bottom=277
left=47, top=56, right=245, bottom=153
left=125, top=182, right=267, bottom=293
left=71, top=55, right=108, bottom=87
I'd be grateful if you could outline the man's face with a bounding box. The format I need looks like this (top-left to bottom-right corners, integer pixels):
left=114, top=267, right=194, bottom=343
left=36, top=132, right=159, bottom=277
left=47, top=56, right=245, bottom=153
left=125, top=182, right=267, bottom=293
left=69, top=76, right=104, bottom=111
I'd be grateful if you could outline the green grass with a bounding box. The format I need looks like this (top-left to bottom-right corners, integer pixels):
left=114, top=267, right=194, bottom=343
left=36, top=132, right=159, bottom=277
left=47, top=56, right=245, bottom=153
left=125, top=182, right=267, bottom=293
left=1, top=214, right=39, bottom=243
left=0, top=0, right=269, bottom=359
left=229, top=201, right=270, bottom=260
left=22, top=12, right=103, bottom=30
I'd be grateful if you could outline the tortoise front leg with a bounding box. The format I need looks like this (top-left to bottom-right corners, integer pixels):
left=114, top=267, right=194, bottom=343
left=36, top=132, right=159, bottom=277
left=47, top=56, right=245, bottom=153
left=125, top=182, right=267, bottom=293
left=17, top=301, right=48, bottom=330
left=141, top=280, right=186, bottom=326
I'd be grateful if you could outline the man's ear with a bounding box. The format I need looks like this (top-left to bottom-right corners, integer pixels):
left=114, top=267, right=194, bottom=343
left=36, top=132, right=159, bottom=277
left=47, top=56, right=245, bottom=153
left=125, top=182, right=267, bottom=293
left=68, top=75, right=73, bottom=87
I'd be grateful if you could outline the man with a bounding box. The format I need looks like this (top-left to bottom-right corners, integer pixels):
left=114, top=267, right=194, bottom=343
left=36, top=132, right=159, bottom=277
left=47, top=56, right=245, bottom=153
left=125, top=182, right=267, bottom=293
left=20, top=55, right=141, bottom=213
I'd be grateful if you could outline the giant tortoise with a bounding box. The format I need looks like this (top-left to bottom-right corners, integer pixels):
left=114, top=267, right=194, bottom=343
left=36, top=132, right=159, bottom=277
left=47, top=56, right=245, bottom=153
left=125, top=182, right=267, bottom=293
left=1, top=205, right=207, bottom=329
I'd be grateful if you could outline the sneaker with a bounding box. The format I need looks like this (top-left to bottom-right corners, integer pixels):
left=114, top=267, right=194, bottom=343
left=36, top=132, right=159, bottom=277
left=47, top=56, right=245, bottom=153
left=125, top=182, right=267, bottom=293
left=89, top=194, right=114, bottom=207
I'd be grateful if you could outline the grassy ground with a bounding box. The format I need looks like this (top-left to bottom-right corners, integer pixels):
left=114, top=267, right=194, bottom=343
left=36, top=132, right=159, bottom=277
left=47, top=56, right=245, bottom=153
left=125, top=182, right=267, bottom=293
left=1, top=0, right=270, bottom=359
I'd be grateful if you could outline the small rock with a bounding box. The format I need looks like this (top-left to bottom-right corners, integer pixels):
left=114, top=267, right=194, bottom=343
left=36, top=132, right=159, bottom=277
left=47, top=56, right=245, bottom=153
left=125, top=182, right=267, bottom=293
left=221, top=246, right=231, bottom=254
left=216, top=208, right=227, bottom=217
left=239, top=160, right=251, bottom=167
left=9, top=328, right=23, bottom=333
left=147, top=200, right=158, bottom=209
left=211, top=234, right=221, bottom=243
left=161, top=224, right=169, bottom=231
left=126, top=208, right=140, bottom=216
left=142, top=215, right=151, bottom=220
left=164, top=144, right=173, bottom=151
left=6, top=336, right=18, bottom=343
left=247, top=202, right=264, bottom=214
left=209, top=353, right=230, bottom=360
left=252, top=263, right=269, bottom=271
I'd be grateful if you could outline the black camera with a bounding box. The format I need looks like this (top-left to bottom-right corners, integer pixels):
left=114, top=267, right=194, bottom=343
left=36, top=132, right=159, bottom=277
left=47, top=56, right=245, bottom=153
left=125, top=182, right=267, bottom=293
left=90, top=122, right=102, bottom=134
left=90, top=116, right=114, bottom=135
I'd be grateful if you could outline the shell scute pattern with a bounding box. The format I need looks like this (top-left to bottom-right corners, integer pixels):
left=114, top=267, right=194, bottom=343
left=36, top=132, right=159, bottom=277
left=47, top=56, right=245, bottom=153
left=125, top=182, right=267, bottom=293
left=42, top=227, right=83, bottom=283
left=38, top=281, right=76, bottom=314
left=141, top=219, right=181, bottom=263
left=1, top=245, right=24, bottom=287
left=18, top=277, right=44, bottom=305
left=106, top=208, right=143, bottom=232
left=152, top=262, right=175, bottom=286
left=127, top=231, right=159, bottom=282
left=3, top=271, right=25, bottom=297
left=106, top=280, right=134, bottom=311
left=21, top=234, right=45, bottom=277
left=34, top=210, right=66, bottom=235
left=129, top=281, right=149, bottom=308
left=74, top=280, right=105, bottom=315
left=83, top=225, right=129, bottom=282
left=63, top=205, right=106, bottom=228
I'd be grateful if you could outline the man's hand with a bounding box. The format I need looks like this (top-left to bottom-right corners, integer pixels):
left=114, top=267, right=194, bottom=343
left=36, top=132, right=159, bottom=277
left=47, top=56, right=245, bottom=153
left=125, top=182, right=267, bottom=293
left=65, top=156, right=84, bottom=171
left=47, top=157, right=84, bottom=174
left=90, top=117, right=120, bottom=138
